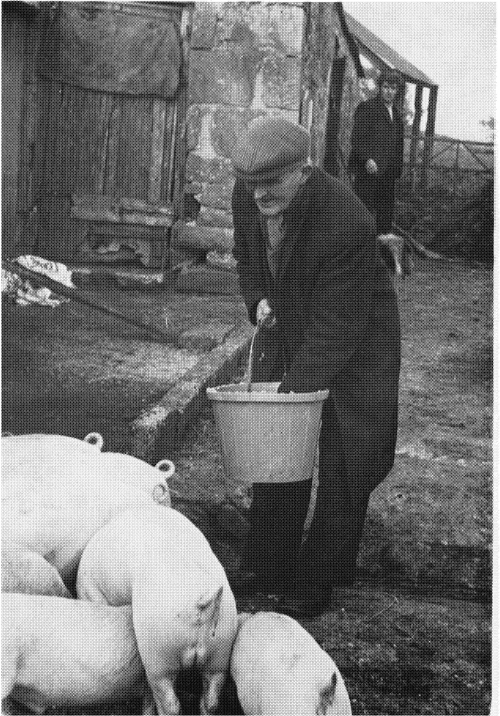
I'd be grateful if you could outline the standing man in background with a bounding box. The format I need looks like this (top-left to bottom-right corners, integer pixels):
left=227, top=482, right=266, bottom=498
left=231, top=117, right=401, bottom=618
left=349, top=68, right=406, bottom=273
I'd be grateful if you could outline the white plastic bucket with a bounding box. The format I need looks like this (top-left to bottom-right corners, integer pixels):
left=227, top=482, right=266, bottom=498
left=207, top=382, right=328, bottom=484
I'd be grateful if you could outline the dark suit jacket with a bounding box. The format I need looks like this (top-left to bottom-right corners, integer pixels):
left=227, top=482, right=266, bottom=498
left=232, top=168, right=401, bottom=495
left=348, top=96, right=405, bottom=184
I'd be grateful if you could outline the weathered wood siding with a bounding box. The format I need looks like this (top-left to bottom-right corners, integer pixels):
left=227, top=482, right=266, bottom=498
left=2, top=6, right=34, bottom=256
left=10, top=2, right=185, bottom=267
left=35, top=85, right=178, bottom=203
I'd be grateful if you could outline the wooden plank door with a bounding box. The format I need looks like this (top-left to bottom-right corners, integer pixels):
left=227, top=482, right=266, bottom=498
left=32, top=2, right=183, bottom=267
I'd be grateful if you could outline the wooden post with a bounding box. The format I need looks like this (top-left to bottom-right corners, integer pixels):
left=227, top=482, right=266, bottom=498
left=409, top=83, right=423, bottom=193
left=420, top=85, right=438, bottom=192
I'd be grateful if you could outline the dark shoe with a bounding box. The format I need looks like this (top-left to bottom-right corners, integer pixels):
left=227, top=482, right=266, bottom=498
left=275, top=590, right=332, bottom=619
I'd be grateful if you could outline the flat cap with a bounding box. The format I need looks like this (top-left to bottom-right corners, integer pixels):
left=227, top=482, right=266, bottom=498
left=232, top=117, right=311, bottom=186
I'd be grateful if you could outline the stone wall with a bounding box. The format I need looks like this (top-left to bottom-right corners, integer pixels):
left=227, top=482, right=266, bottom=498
left=173, top=2, right=360, bottom=294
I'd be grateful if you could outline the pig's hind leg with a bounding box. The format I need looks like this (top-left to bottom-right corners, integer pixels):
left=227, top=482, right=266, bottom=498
left=148, top=674, right=180, bottom=715
left=200, top=670, right=227, bottom=715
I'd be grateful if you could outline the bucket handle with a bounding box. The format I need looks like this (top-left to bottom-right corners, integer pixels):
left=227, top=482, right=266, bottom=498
left=245, top=325, right=259, bottom=393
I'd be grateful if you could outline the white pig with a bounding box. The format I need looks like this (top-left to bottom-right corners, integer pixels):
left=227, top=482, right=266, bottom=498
left=1, top=548, right=71, bottom=598
left=230, top=612, right=352, bottom=716
left=1, top=433, right=172, bottom=587
left=1, top=433, right=174, bottom=505
left=1, top=592, right=147, bottom=713
left=76, top=505, right=238, bottom=715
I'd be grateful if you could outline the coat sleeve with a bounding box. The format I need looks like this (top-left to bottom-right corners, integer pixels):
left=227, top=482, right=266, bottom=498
left=394, top=117, right=405, bottom=179
left=232, top=181, right=267, bottom=325
left=279, top=220, right=377, bottom=394
left=349, top=101, right=375, bottom=171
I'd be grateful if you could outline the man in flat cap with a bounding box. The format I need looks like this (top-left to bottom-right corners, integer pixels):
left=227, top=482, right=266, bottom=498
left=231, top=116, right=401, bottom=618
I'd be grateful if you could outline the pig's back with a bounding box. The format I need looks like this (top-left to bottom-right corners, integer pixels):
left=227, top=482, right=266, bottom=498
left=76, top=505, right=214, bottom=605
left=231, top=612, right=352, bottom=715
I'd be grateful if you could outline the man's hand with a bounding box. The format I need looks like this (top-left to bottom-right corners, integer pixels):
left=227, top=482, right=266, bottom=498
left=365, top=158, right=378, bottom=175
left=256, top=298, right=276, bottom=327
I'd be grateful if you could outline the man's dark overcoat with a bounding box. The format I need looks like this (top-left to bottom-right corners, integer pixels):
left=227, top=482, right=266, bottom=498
left=232, top=167, right=400, bottom=504
left=348, top=95, right=405, bottom=190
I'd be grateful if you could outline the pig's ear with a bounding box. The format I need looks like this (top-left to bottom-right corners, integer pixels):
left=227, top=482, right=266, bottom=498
left=318, top=672, right=337, bottom=713
left=197, top=585, right=223, bottom=634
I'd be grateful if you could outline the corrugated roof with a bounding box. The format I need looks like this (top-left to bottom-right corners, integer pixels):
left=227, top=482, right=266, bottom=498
left=345, top=12, right=437, bottom=87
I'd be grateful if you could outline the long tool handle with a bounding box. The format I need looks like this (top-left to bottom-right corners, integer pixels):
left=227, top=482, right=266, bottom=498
left=2, top=259, right=171, bottom=342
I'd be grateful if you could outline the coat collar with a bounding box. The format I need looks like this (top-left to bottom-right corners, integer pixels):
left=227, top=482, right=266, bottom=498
left=374, top=96, right=401, bottom=123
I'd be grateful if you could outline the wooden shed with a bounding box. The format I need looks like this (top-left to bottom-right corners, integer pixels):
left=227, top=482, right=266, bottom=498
left=2, top=1, right=363, bottom=289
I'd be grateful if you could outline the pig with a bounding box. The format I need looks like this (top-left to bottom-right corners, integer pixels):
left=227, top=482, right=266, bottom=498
left=230, top=612, right=352, bottom=716
left=1, top=433, right=174, bottom=505
left=1, top=592, right=147, bottom=714
left=76, top=505, right=238, bottom=715
left=1, top=548, right=71, bottom=598
left=1, top=433, right=172, bottom=588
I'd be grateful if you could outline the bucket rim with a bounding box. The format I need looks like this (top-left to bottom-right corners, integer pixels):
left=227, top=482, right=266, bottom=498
left=206, top=382, right=329, bottom=403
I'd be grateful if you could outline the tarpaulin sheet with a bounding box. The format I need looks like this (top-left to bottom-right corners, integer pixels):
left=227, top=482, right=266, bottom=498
left=38, top=3, right=181, bottom=97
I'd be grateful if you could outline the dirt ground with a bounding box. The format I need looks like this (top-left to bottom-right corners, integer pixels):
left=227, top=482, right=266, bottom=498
left=167, top=258, right=493, bottom=715
left=2, top=256, right=492, bottom=715
left=1, top=277, right=248, bottom=451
